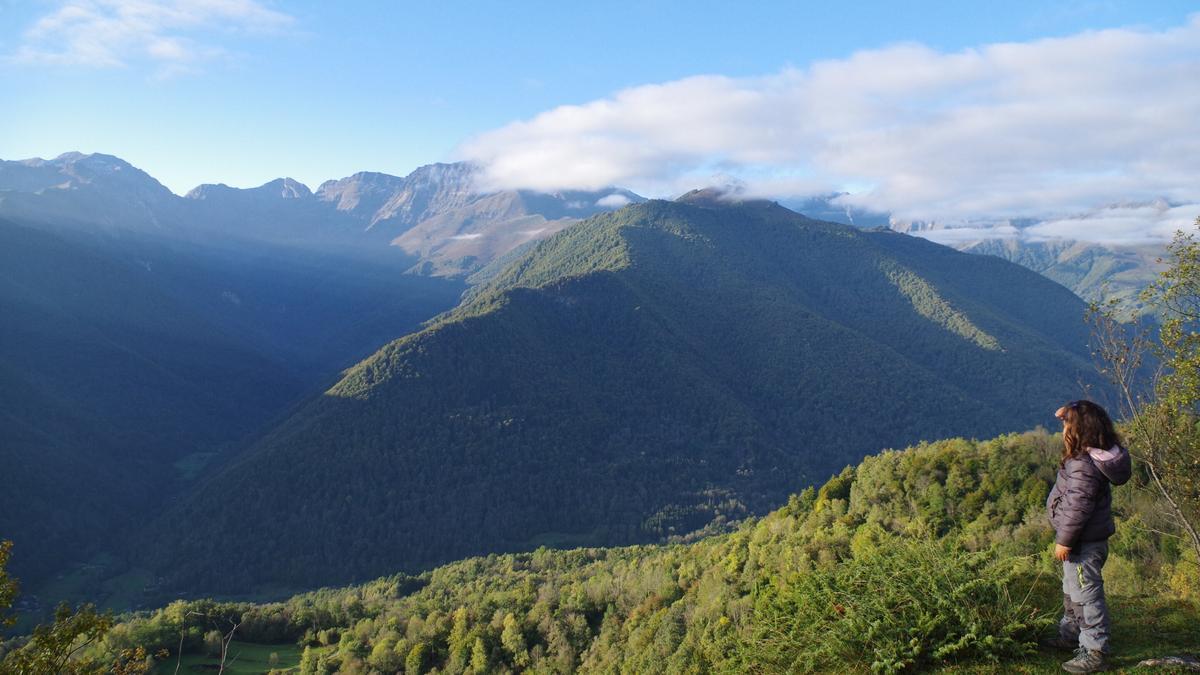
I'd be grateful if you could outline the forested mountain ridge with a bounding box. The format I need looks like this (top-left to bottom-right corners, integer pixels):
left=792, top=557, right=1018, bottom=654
left=144, top=197, right=1104, bottom=595
left=965, top=236, right=1163, bottom=307
left=0, top=217, right=466, bottom=588
left=69, top=430, right=1199, bottom=673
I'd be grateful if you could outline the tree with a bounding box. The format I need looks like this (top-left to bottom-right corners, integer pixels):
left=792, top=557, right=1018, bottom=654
left=404, top=642, right=427, bottom=675
left=0, top=541, right=159, bottom=673
left=1090, top=222, right=1200, bottom=565
left=203, top=629, right=224, bottom=657
left=469, top=636, right=490, bottom=674
left=299, top=646, right=318, bottom=675
left=0, top=602, right=114, bottom=674
left=500, top=612, right=529, bottom=668
left=0, top=542, right=16, bottom=629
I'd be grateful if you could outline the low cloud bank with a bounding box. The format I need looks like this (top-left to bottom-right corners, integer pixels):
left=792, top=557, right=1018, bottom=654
left=908, top=202, right=1200, bottom=247
left=460, top=16, right=1200, bottom=244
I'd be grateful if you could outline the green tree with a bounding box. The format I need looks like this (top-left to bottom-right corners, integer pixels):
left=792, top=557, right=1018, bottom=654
left=0, top=543, right=134, bottom=673
left=500, top=612, right=529, bottom=668
left=0, top=603, right=114, bottom=674
left=404, top=642, right=427, bottom=675
left=1091, top=223, right=1200, bottom=563
left=202, top=629, right=223, bottom=657
left=298, top=646, right=318, bottom=675
left=0, top=542, right=16, bottom=629
left=446, top=607, right=471, bottom=672
left=468, top=636, right=490, bottom=674
left=367, top=636, right=401, bottom=672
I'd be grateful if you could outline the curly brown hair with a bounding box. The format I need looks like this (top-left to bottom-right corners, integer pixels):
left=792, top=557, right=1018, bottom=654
left=1058, top=399, right=1122, bottom=465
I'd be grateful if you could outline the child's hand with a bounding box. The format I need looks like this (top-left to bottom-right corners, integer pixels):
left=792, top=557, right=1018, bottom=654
left=1054, top=544, right=1071, bottom=561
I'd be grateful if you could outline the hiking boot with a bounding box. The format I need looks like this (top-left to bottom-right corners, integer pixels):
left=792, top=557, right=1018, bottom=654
left=1062, top=647, right=1107, bottom=673
left=1041, top=634, right=1078, bottom=651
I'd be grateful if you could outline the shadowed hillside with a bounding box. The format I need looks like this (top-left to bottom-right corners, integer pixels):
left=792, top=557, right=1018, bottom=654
left=0, top=218, right=465, bottom=587
left=144, top=198, right=1105, bottom=594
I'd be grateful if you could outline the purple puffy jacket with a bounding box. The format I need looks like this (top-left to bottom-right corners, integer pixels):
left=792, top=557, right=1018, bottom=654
left=1046, top=445, right=1132, bottom=548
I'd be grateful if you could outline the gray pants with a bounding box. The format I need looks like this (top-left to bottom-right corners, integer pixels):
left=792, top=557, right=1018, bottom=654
left=1059, top=540, right=1110, bottom=653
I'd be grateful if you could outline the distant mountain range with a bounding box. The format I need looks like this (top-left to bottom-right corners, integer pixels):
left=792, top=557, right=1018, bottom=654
left=1, top=153, right=1174, bottom=302
left=142, top=192, right=1103, bottom=594
left=786, top=193, right=1173, bottom=305
left=0, top=152, right=642, bottom=277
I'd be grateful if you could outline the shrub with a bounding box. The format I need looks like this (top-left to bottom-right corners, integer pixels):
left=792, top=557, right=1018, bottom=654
left=743, top=535, right=1053, bottom=673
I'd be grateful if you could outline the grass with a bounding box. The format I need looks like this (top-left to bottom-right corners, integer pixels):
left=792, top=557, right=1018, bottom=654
left=938, top=593, right=1200, bottom=674
left=161, top=641, right=304, bottom=674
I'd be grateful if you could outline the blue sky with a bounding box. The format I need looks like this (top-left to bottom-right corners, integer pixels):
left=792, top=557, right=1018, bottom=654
left=2, top=0, right=1199, bottom=239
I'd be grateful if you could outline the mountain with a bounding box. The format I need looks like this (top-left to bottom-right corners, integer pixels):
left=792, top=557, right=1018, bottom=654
left=788, top=194, right=1175, bottom=305
left=961, top=237, right=1164, bottom=307
left=143, top=197, right=1103, bottom=594
left=0, top=153, right=643, bottom=276
left=316, top=162, right=478, bottom=238
left=781, top=192, right=891, bottom=228
left=393, top=186, right=643, bottom=276
left=182, top=177, right=363, bottom=246
left=314, top=163, right=645, bottom=275
left=80, top=429, right=1200, bottom=673
left=0, top=153, right=178, bottom=232
left=0, top=152, right=644, bottom=594
left=0, top=217, right=465, bottom=587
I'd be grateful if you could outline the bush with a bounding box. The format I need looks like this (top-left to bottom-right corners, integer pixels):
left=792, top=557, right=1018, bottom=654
left=743, top=535, right=1053, bottom=673
left=1167, top=547, right=1200, bottom=606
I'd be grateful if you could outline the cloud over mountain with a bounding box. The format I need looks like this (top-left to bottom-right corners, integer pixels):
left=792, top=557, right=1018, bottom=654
left=460, top=15, right=1200, bottom=243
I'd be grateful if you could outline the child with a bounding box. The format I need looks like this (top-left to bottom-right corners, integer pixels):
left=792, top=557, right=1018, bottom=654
left=1045, top=400, right=1131, bottom=673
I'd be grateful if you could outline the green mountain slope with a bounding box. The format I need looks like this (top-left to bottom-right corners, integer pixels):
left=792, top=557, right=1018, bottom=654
left=965, top=237, right=1164, bottom=308
left=82, top=431, right=1198, bottom=673
left=144, top=198, right=1104, bottom=595
left=0, top=219, right=464, bottom=587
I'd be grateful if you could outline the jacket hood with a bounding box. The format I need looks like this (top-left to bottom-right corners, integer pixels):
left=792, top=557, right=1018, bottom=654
left=1088, top=445, right=1132, bottom=486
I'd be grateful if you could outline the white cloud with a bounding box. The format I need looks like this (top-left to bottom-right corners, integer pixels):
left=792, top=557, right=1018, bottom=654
left=595, top=193, right=631, bottom=209
left=459, top=15, right=1200, bottom=244
left=7, top=0, right=294, bottom=75
left=904, top=202, right=1200, bottom=247
left=1024, top=202, right=1200, bottom=246
left=911, top=224, right=1023, bottom=245
left=450, top=233, right=483, bottom=240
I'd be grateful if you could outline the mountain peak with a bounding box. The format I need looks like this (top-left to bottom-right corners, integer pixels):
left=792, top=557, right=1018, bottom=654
left=1, top=151, right=174, bottom=201
left=315, top=171, right=407, bottom=212
left=260, top=177, right=312, bottom=199
left=184, top=178, right=313, bottom=201
left=405, top=162, right=479, bottom=192
left=675, top=186, right=775, bottom=209
left=50, top=151, right=139, bottom=173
